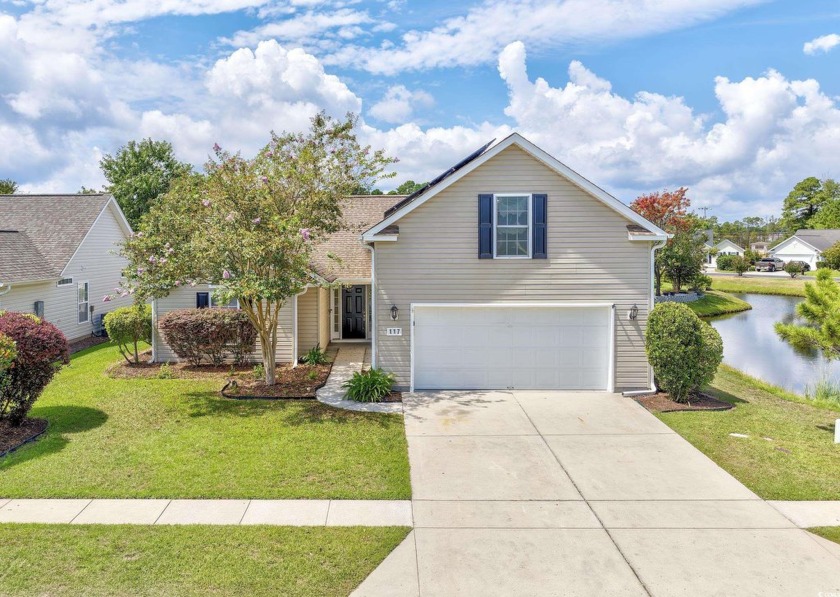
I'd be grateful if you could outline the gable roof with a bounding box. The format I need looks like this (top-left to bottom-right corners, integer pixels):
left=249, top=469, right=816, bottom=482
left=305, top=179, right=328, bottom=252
left=787, top=229, right=840, bottom=252
left=0, top=194, right=131, bottom=285
left=363, top=133, right=668, bottom=241
left=714, top=239, right=745, bottom=252
left=310, top=195, right=405, bottom=281
left=0, top=230, right=59, bottom=284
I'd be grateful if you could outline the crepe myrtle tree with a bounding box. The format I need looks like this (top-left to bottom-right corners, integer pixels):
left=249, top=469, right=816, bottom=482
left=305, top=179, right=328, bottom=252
left=118, top=113, right=395, bottom=385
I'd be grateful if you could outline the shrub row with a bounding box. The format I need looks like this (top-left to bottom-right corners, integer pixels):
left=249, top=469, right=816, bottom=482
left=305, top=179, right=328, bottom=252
left=158, top=308, right=256, bottom=366
left=0, top=311, right=69, bottom=426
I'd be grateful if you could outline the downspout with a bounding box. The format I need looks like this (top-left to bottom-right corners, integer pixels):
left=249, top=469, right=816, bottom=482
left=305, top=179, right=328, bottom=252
left=151, top=299, right=158, bottom=362
left=623, top=238, right=667, bottom=397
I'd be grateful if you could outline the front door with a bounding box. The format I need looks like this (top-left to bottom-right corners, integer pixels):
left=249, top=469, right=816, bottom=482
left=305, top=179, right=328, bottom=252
left=342, top=286, right=366, bottom=339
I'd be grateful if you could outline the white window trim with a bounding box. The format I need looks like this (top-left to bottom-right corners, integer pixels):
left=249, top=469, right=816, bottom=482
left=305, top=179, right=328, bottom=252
left=492, top=193, right=532, bottom=259
left=77, top=281, right=89, bottom=324
left=57, top=277, right=74, bottom=287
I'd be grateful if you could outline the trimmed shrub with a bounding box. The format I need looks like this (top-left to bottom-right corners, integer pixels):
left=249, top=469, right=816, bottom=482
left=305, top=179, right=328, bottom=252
left=690, top=274, right=713, bottom=292
left=0, top=311, right=69, bottom=426
left=104, top=304, right=152, bottom=365
left=158, top=308, right=256, bottom=366
left=0, top=333, right=16, bottom=375
left=715, top=254, right=736, bottom=271
left=645, top=302, right=723, bottom=403
left=731, top=256, right=750, bottom=276
left=784, top=261, right=806, bottom=278
left=343, top=368, right=395, bottom=403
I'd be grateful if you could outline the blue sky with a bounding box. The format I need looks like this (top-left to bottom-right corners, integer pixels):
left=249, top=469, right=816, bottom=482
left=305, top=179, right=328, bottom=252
left=1, top=0, right=839, bottom=220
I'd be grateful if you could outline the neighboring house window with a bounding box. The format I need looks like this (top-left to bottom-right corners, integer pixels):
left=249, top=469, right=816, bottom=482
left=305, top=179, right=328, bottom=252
left=494, top=194, right=531, bottom=258
left=57, top=277, right=73, bottom=287
left=196, top=292, right=210, bottom=309
left=78, top=281, right=89, bottom=324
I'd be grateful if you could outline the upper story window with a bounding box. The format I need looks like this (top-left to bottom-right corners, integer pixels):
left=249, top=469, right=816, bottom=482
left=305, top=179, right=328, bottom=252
left=494, top=194, right=531, bottom=258
left=57, top=277, right=73, bottom=287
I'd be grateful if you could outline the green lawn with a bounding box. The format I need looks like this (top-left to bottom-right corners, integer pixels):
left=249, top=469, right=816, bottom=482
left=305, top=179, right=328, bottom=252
left=656, top=365, right=840, bottom=501
left=0, top=524, right=409, bottom=597
left=0, top=343, right=410, bottom=499
left=710, top=275, right=807, bottom=297
left=810, top=527, right=840, bottom=546
left=686, top=290, right=752, bottom=317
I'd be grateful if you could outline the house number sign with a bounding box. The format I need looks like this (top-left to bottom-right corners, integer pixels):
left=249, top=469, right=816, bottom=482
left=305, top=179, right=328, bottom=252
left=386, top=328, right=402, bottom=336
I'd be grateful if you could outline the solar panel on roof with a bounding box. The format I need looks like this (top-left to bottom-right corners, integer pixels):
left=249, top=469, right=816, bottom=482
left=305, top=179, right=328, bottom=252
left=384, top=139, right=496, bottom=216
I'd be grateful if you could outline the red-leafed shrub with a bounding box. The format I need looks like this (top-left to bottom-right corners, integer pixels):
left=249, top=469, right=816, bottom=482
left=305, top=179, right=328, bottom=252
left=0, top=311, right=69, bottom=426
left=158, top=308, right=256, bottom=366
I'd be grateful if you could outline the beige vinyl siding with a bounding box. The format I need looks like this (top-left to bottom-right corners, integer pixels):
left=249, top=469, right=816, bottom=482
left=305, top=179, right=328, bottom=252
left=0, top=202, right=132, bottom=341
left=152, top=284, right=294, bottom=364
left=297, top=286, right=319, bottom=358
left=373, top=145, right=652, bottom=391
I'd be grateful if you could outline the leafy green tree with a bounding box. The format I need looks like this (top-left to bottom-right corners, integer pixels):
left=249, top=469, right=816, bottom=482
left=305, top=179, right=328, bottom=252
left=731, top=255, right=751, bottom=276
left=660, top=231, right=706, bottom=292
left=101, top=138, right=192, bottom=227
left=776, top=269, right=840, bottom=359
left=781, top=177, right=840, bottom=230
left=388, top=180, right=427, bottom=195
left=0, top=178, right=18, bottom=194
left=77, top=186, right=100, bottom=195
left=821, top=242, right=840, bottom=270
left=121, top=114, right=395, bottom=385
left=809, top=183, right=840, bottom=229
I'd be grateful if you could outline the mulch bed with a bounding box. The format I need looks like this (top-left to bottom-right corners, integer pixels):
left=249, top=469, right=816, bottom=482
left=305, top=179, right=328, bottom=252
left=635, top=391, right=733, bottom=413
left=69, top=336, right=110, bottom=354
left=378, top=391, right=403, bottom=403
left=107, top=352, right=254, bottom=380
left=0, top=418, right=48, bottom=457
left=221, top=363, right=332, bottom=399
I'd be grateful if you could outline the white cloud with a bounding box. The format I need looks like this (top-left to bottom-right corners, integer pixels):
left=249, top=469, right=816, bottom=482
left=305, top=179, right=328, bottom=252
left=224, top=9, right=375, bottom=48
left=803, top=33, right=840, bottom=55
left=498, top=41, right=840, bottom=216
left=327, top=0, right=763, bottom=74
left=369, top=85, right=434, bottom=123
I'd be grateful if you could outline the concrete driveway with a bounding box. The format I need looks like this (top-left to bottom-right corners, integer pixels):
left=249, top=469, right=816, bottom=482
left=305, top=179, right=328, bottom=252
left=354, top=390, right=840, bottom=597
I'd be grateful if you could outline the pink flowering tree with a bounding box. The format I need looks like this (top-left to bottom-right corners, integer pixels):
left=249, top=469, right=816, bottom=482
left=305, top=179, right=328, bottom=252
left=119, top=113, right=395, bottom=384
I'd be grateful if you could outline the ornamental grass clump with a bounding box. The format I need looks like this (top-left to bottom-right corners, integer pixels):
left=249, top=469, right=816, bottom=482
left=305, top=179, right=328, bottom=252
left=343, top=369, right=395, bottom=403
left=645, top=302, right=723, bottom=403
left=0, top=311, right=69, bottom=425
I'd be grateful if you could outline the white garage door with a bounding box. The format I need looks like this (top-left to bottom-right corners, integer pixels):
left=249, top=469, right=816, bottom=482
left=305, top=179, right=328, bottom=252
left=412, top=305, right=612, bottom=391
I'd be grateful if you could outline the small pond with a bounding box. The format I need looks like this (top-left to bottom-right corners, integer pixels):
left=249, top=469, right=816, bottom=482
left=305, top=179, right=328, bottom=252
left=707, top=293, right=839, bottom=394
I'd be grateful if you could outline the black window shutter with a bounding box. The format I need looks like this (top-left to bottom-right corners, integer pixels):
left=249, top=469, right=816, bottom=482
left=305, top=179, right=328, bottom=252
left=532, top=194, right=547, bottom=259
left=196, top=292, right=210, bottom=309
left=478, top=194, right=493, bottom=259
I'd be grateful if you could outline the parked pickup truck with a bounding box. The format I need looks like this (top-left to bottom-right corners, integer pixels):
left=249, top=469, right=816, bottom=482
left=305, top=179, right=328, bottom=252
left=755, top=257, right=786, bottom=272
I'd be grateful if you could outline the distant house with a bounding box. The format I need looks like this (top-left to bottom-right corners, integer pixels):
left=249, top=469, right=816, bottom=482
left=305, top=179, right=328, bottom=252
left=0, top=194, right=133, bottom=342
left=771, top=229, right=840, bottom=269
left=750, top=241, right=769, bottom=255
left=706, top=239, right=745, bottom=268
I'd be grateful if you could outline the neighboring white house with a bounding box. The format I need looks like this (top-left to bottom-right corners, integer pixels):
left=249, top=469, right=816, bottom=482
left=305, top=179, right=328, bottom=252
left=706, top=239, right=745, bottom=268
left=770, top=229, right=840, bottom=269
left=152, top=133, right=668, bottom=393
left=0, top=194, right=133, bottom=342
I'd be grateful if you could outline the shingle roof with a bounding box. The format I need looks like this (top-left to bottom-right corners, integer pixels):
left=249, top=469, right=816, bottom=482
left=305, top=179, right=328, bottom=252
left=311, top=195, right=405, bottom=281
left=0, top=230, right=60, bottom=284
left=0, top=194, right=113, bottom=284
left=793, top=229, right=840, bottom=252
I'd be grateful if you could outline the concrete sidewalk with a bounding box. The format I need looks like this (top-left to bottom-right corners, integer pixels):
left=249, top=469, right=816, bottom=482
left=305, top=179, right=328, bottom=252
left=316, top=345, right=403, bottom=413
left=0, top=498, right=412, bottom=526
left=353, top=390, right=840, bottom=597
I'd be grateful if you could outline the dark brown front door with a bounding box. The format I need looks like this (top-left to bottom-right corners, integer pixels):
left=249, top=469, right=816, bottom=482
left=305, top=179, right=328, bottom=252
left=342, top=286, right=366, bottom=339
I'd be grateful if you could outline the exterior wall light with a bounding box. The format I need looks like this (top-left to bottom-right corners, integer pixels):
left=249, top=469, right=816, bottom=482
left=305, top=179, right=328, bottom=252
left=628, top=304, right=639, bottom=320
left=390, top=304, right=399, bottom=321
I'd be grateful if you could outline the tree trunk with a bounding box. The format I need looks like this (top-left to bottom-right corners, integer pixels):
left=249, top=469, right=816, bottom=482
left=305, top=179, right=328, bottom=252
left=654, top=263, right=662, bottom=297
left=133, top=340, right=139, bottom=364
left=259, top=331, right=277, bottom=385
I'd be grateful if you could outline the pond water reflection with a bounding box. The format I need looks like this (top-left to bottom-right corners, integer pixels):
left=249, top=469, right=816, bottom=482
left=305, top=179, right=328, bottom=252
left=707, top=293, right=835, bottom=394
